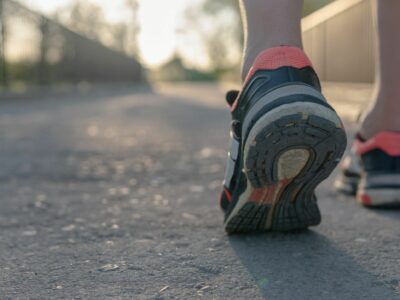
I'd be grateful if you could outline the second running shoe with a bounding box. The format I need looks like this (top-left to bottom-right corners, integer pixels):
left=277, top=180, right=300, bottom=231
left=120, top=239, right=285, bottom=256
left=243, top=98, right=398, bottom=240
left=335, top=132, right=400, bottom=207
left=219, top=46, right=347, bottom=233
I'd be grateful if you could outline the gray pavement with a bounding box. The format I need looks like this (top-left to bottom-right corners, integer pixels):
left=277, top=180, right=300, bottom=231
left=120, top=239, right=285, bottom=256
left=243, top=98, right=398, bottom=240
left=0, top=83, right=399, bottom=299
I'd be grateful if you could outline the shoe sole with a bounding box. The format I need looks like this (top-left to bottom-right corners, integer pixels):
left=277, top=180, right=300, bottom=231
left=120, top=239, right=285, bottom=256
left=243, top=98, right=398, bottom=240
left=224, top=102, right=347, bottom=233
left=358, top=188, right=400, bottom=208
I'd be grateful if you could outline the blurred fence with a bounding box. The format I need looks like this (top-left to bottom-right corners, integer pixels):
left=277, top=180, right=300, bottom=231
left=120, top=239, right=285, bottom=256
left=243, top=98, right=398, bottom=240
left=302, top=0, right=375, bottom=83
left=0, top=0, right=143, bottom=87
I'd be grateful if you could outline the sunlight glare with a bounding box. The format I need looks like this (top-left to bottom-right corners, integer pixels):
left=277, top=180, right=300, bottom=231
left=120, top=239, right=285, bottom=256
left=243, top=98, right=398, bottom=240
left=18, top=0, right=206, bottom=68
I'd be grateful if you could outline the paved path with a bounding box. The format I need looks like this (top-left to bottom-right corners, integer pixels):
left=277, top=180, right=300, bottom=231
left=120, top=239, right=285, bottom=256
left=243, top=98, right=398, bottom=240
left=0, top=83, right=399, bottom=299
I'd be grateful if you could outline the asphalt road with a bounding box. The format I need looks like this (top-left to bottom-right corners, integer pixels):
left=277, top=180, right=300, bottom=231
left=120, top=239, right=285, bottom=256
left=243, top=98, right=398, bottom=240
left=0, top=83, right=399, bottom=299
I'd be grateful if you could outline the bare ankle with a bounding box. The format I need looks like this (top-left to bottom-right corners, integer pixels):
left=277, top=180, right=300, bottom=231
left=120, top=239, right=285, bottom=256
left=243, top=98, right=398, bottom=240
left=359, top=106, right=400, bottom=139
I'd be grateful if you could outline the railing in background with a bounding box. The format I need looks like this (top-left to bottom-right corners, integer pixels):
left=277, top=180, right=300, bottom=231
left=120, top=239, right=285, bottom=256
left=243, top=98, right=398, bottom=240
left=0, top=0, right=143, bottom=88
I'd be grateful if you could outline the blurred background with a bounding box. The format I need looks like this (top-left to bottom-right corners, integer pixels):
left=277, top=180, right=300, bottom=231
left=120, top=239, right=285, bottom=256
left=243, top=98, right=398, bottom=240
left=0, top=0, right=342, bottom=91
left=3, top=2, right=396, bottom=298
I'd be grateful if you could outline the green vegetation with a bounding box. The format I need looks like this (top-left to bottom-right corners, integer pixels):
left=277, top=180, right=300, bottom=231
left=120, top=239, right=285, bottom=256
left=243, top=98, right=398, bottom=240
left=1, top=0, right=140, bottom=88
left=151, top=56, right=216, bottom=82
left=157, top=0, right=335, bottom=82
left=303, top=0, right=335, bottom=16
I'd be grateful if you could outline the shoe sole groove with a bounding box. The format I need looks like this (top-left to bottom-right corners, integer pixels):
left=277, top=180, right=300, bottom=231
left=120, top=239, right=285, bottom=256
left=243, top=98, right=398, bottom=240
left=225, top=104, right=347, bottom=233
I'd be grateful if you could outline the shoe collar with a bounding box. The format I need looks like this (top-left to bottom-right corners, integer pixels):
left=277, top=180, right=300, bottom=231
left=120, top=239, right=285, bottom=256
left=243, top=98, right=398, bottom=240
left=354, top=131, right=400, bottom=156
left=229, top=46, right=313, bottom=112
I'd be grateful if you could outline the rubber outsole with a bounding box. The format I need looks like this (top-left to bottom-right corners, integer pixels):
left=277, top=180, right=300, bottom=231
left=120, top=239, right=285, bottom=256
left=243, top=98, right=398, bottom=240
left=225, top=104, right=347, bottom=233
left=357, top=189, right=400, bottom=208
left=336, top=174, right=400, bottom=208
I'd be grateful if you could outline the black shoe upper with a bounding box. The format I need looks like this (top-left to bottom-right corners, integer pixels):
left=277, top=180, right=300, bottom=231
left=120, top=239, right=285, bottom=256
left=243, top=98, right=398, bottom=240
left=221, top=66, right=330, bottom=214
left=362, top=149, right=400, bottom=174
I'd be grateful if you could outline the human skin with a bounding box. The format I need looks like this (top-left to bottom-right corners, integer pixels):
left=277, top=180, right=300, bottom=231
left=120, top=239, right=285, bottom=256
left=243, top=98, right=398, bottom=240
left=240, top=0, right=400, bottom=138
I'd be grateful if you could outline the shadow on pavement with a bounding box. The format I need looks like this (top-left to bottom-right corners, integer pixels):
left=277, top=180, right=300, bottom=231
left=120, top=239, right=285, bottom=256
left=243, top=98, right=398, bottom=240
left=229, top=230, right=398, bottom=300
left=364, top=207, right=400, bottom=223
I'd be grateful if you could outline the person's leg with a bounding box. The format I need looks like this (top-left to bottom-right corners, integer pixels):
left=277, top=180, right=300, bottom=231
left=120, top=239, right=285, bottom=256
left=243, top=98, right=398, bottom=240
left=336, top=0, right=400, bottom=207
left=359, top=0, right=400, bottom=139
left=239, top=0, right=304, bottom=80
left=220, top=1, right=347, bottom=233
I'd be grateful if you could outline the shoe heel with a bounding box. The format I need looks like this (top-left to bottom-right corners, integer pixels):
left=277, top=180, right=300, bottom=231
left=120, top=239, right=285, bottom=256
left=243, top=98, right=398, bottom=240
left=224, top=102, right=347, bottom=233
left=245, top=103, right=347, bottom=231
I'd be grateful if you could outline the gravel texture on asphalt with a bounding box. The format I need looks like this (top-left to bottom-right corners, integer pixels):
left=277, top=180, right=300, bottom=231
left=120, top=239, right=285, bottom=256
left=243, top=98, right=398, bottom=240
left=0, top=84, right=399, bottom=299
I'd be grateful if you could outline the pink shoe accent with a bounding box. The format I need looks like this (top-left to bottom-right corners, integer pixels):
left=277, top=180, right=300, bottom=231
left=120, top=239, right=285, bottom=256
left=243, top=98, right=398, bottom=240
left=358, top=193, right=372, bottom=206
left=355, top=132, right=400, bottom=156
left=224, top=188, right=232, bottom=202
left=248, top=179, right=291, bottom=205
left=244, top=46, right=313, bottom=83
left=231, top=46, right=313, bottom=111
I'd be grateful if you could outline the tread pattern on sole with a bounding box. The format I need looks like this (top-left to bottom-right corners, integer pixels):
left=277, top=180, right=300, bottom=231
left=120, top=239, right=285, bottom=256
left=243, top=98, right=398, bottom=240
left=225, top=203, right=270, bottom=233
left=225, top=113, right=347, bottom=233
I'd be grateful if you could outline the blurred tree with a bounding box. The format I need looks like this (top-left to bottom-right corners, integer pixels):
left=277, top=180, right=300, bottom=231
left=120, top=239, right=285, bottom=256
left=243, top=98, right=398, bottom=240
left=155, top=54, right=215, bottom=82
left=202, top=0, right=243, bottom=45
left=54, top=0, right=140, bottom=58
left=124, top=0, right=140, bottom=56
left=303, top=0, right=335, bottom=15
left=182, top=0, right=242, bottom=75
left=184, top=0, right=335, bottom=79
left=112, top=23, right=129, bottom=53
left=203, top=0, right=243, bottom=72
left=0, top=0, right=7, bottom=86
left=63, top=0, right=107, bottom=41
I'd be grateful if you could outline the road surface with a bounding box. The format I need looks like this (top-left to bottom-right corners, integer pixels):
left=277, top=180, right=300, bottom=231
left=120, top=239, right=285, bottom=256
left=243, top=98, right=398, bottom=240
left=0, top=83, right=399, bottom=299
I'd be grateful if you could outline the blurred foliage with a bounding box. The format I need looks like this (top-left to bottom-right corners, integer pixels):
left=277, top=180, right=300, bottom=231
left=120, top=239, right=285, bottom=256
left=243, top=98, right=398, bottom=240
left=60, top=1, right=107, bottom=40
left=172, top=0, right=242, bottom=82
left=153, top=55, right=215, bottom=82
left=0, top=0, right=142, bottom=88
left=177, top=0, right=335, bottom=81
left=5, top=61, right=36, bottom=83
left=303, top=0, right=335, bottom=15
left=53, top=0, right=139, bottom=57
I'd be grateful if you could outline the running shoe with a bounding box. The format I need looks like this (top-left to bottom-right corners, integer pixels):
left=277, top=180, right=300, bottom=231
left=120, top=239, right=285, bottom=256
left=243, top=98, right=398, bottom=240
left=219, top=46, right=347, bottom=233
left=334, top=140, right=361, bottom=195
left=336, top=132, right=400, bottom=207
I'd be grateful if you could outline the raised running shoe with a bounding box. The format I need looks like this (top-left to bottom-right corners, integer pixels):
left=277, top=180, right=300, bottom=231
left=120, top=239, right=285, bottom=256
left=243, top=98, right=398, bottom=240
left=219, top=46, right=347, bottom=233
